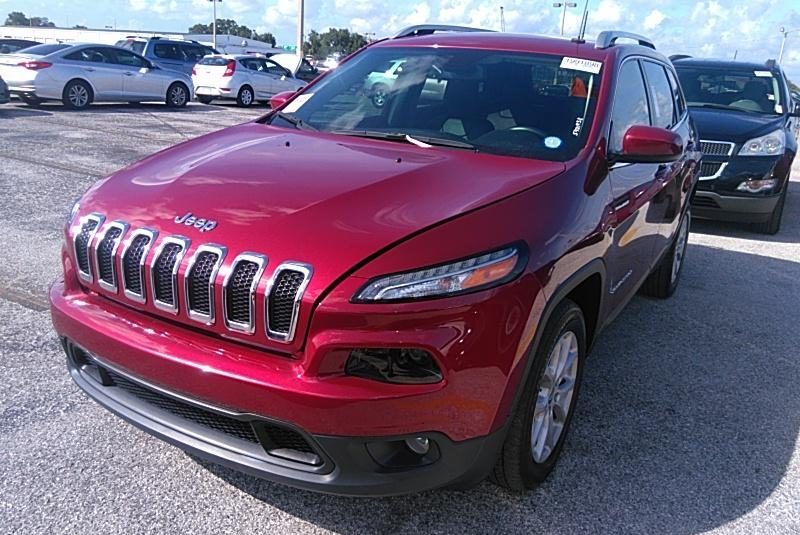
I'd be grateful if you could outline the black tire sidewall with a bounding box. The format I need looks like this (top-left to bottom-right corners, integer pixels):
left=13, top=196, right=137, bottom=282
left=517, top=302, right=587, bottom=485
left=668, top=209, right=691, bottom=294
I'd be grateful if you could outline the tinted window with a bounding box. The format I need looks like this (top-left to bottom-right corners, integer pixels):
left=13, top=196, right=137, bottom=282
left=265, top=59, right=288, bottom=76
left=114, top=49, right=146, bottom=67
left=642, top=61, right=675, bottom=129
left=64, top=47, right=115, bottom=63
left=154, top=43, right=185, bottom=61
left=665, top=68, right=686, bottom=116
left=0, top=40, right=37, bottom=54
left=610, top=60, right=650, bottom=153
left=181, top=44, right=206, bottom=63
left=14, top=43, right=69, bottom=56
left=198, top=56, right=230, bottom=66
left=675, top=65, right=782, bottom=115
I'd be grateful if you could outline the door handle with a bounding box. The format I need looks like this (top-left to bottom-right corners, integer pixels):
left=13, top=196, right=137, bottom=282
left=124, top=72, right=134, bottom=76
left=84, top=68, right=95, bottom=72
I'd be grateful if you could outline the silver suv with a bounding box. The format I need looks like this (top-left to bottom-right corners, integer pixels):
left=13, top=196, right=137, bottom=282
left=115, top=37, right=218, bottom=75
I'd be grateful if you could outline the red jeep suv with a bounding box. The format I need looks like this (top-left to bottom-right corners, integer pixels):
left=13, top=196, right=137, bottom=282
left=50, top=26, right=699, bottom=495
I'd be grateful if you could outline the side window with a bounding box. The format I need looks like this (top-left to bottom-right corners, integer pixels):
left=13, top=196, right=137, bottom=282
left=181, top=44, right=205, bottom=63
left=610, top=60, right=651, bottom=153
left=240, top=58, right=257, bottom=71
left=642, top=61, right=676, bottom=129
left=113, top=49, right=146, bottom=68
left=154, top=43, right=185, bottom=61
left=265, top=59, right=288, bottom=76
left=298, top=60, right=315, bottom=75
left=665, top=68, right=686, bottom=117
left=64, top=47, right=111, bottom=63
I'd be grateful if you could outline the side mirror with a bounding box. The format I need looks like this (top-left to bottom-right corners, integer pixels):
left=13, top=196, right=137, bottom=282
left=270, top=90, right=297, bottom=109
left=615, top=125, right=683, bottom=164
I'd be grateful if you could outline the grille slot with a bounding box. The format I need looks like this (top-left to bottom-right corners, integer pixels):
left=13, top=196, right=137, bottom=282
left=223, top=255, right=266, bottom=333
left=151, top=238, right=189, bottom=313
left=267, top=264, right=312, bottom=342
left=73, top=215, right=104, bottom=281
left=700, top=161, right=723, bottom=178
left=96, top=223, right=126, bottom=291
left=691, top=195, right=720, bottom=209
left=186, top=246, right=225, bottom=323
left=700, top=140, right=734, bottom=157
left=122, top=231, right=155, bottom=301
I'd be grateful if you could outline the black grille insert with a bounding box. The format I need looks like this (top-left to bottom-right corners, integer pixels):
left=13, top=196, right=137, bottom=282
left=153, top=242, right=184, bottom=307
left=225, top=260, right=260, bottom=328
left=187, top=251, right=220, bottom=316
left=692, top=196, right=720, bottom=209
left=123, top=234, right=151, bottom=297
left=75, top=219, right=99, bottom=275
left=268, top=270, right=305, bottom=336
left=97, top=227, right=123, bottom=286
left=701, top=141, right=733, bottom=156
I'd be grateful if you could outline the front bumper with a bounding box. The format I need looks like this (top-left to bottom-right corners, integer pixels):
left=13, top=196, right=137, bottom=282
left=691, top=190, right=782, bottom=223
left=194, top=85, right=234, bottom=98
left=63, top=337, right=505, bottom=496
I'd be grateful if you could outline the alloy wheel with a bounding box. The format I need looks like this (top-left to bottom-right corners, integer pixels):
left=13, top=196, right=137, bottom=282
left=531, top=330, right=579, bottom=463
left=170, top=85, right=187, bottom=107
left=69, top=85, right=89, bottom=108
left=240, top=88, right=253, bottom=106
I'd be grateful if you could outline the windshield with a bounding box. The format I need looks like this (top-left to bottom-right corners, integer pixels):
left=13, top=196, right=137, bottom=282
left=16, top=43, right=70, bottom=56
left=675, top=66, right=784, bottom=115
left=275, top=47, right=601, bottom=161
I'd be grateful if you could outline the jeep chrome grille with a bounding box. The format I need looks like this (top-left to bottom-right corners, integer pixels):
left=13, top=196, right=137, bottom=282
left=74, top=214, right=104, bottom=282
left=122, top=230, right=156, bottom=302
left=267, top=264, right=312, bottom=341
left=72, top=217, right=311, bottom=342
left=223, top=254, right=266, bottom=333
left=151, top=237, right=189, bottom=313
left=185, top=245, right=225, bottom=323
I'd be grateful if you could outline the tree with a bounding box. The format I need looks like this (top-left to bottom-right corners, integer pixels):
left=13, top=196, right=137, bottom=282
left=4, top=11, right=56, bottom=27
left=187, top=19, right=276, bottom=47
left=304, top=28, right=368, bottom=58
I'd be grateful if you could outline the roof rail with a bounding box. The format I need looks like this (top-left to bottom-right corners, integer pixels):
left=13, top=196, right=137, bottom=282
left=669, top=54, right=692, bottom=62
left=393, top=24, right=494, bottom=39
left=595, top=30, right=655, bottom=50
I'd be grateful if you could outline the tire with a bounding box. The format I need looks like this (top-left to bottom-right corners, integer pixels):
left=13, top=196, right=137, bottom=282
left=751, top=185, right=787, bottom=235
left=371, top=83, right=389, bottom=108
left=197, top=95, right=215, bottom=105
left=62, top=80, right=92, bottom=110
left=641, top=208, right=690, bottom=299
left=20, top=94, right=42, bottom=107
left=491, top=299, right=586, bottom=491
left=236, top=85, right=254, bottom=107
left=166, top=83, right=189, bottom=108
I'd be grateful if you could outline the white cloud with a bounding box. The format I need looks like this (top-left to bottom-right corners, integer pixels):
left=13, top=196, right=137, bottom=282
left=592, top=0, right=622, bottom=25
left=643, top=9, right=666, bottom=31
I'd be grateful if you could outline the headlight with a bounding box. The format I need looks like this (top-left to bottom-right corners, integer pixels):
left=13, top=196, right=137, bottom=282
left=66, top=200, right=80, bottom=228
left=738, top=129, right=785, bottom=156
left=354, top=245, right=525, bottom=302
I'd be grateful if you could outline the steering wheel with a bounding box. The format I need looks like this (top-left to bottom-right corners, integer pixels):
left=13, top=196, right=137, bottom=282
left=509, top=126, right=548, bottom=138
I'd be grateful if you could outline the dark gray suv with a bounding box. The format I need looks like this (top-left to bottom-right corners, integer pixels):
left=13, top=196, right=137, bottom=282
left=115, top=37, right=218, bottom=75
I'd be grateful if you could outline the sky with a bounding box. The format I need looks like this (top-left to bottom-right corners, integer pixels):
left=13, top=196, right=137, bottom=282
left=1, top=0, right=799, bottom=81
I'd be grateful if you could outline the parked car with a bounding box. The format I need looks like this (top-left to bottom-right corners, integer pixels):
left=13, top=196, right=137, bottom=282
left=0, top=38, right=40, bottom=55
left=51, top=27, right=699, bottom=496
left=0, top=75, right=9, bottom=104
left=115, top=37, right=218, bottom=76
left=673, top=57, right=798, bottom=234
left=192, top=54, right=306, bottom=106
left=270, top=53, right=320, bottom=83
left=0, top=43, right=193, bottom=109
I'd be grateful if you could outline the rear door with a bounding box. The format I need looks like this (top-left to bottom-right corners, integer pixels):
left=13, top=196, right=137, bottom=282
left=62, top=47, right=124, bottom=99
left=605, top=58, right=663, bottom=310
left=151, top=42, right=187, bottom=73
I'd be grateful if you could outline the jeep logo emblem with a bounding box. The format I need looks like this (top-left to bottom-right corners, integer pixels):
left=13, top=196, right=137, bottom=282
left=174, top=212, right=217, bottom=232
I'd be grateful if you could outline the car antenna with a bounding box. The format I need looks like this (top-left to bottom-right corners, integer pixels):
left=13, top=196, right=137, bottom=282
left=571, top=0, right=590, bottom=43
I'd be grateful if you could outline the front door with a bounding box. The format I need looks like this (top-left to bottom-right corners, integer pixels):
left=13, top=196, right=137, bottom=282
left=115, top=49, right=165, bottom=100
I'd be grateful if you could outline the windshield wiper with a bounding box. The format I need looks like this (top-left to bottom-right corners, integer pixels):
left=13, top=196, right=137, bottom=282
left=332, top=130, right=477, bottom=151
left=268, top=111, right=316, bottom=130
left=689, top=103, right=767, bottom=114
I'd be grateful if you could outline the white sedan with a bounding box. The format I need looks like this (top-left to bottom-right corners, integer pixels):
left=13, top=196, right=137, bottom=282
left=0, top=43, right=193, bottom=109
left=192, top=54, right=306, bottom=107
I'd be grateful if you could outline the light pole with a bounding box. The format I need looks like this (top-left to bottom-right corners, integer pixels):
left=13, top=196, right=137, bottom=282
left=297, top=0, right=305, bottom=56
left=778, top=27, right=800, bottom=64
left=208, top=0, right=222, bottom=49
left=553, top=1, right=577, bottom=37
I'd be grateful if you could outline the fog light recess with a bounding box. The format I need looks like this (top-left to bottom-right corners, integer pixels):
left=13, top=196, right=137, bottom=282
left=345, top=348, right=442, bottom=384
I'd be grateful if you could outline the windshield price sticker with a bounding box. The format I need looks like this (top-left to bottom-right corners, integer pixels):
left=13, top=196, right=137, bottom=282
left=283, top=94, right=313, bottom=113
left=560, top=57, right=602, bottom=74
left=753, top=70, right=773, bottom=78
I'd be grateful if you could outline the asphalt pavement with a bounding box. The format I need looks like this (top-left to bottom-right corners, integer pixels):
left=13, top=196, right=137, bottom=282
left=1, top=100, right=799, bottom=535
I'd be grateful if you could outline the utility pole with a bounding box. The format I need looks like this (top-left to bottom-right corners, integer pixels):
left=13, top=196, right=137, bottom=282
left=778, top=27, right=800, bottom=64
left=553, top=2, right=578, bottom=37
left=297, top=0, right=305, bottom=56
left=500, top=6, right=506, bottom=32
left=208, top=0, right=221, bottom=49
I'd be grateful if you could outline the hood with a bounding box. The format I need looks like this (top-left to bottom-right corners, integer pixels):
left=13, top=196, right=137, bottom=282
left=689, top=107, right=785, bottom=143
left=81, top=122, right=564, bottom=301
left=270, top=53, right=301, bottom=76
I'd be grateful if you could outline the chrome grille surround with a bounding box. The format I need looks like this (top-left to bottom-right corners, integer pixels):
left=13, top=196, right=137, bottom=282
left=222, top=253, right=267, bottom=334
left=94, top=221, right=129, bottom=292
left=700, top=140, right=735, bottom=157
left=121, top=228, right=157, bottom=303
left=699, top=161, right=728, bottom=181
left=184, top=244, right=226, bottom=325
left=73, top=213, right=105, bottom=283
left=265, top=262, right=313, bottom=343
left=150, top=236, right=190, bottom=314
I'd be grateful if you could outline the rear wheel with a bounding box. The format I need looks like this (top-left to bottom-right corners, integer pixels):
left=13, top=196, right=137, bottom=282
left=491, top=300, right=586, bottom=491
left=236, top=85, right=254, bottom=107
left=62, top=80, right=92, bottom=110
left=20, top=94, right=42, bottom=107
left=197, top=95, right=215, bottom=105
left=641, top=209, right=690, bottom=299
left=166, top=83, right=189, bottom=108
left=751, top=185, right=787, bottom=235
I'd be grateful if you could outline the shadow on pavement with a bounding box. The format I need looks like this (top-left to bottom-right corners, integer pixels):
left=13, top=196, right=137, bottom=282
left=0, top=106, right=53, bottom=118
left=195, top=242, right=800, bottom=534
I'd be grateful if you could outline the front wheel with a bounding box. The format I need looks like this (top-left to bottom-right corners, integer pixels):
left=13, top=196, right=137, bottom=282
left=751, top=185, right=787, bottom=235
left=641, top=209, right=690, bottom=299
left=491, top=299, right=586, bottom=491
left=166, top=83, right=189, bottom=108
